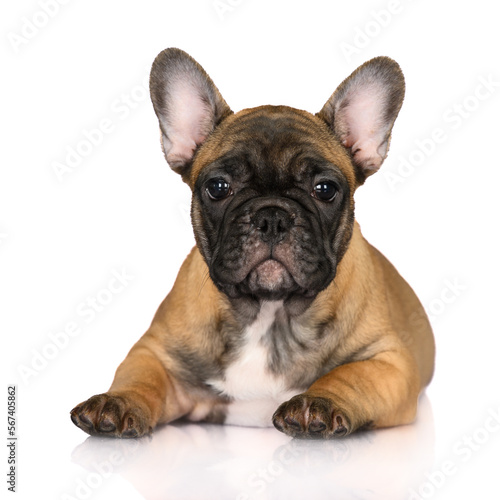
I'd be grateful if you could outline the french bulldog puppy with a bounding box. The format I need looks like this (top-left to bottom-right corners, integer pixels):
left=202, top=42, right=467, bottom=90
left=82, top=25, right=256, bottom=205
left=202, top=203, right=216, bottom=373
left=71, top=48, right=435, bottom=439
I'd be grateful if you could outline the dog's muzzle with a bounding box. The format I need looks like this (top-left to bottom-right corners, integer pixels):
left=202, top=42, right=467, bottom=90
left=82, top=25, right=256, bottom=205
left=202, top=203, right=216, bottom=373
left=209, top=196, right=332, bottom=301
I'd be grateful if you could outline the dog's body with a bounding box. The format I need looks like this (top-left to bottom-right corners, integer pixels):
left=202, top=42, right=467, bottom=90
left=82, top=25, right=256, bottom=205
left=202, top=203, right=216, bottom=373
left=71, top=49, right=435, bottom=439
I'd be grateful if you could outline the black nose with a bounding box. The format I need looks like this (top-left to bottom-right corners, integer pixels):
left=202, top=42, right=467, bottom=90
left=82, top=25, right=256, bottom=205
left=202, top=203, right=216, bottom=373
left=252, top=207, right=293, bottom=244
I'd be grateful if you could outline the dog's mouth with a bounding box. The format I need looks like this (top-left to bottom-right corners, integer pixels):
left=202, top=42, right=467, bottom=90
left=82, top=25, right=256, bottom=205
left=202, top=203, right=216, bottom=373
left=224, top=257, right=320, bottom=302
left=246, top=259, right=295, bottom=293
left=209, top=238, right=334, bottom=302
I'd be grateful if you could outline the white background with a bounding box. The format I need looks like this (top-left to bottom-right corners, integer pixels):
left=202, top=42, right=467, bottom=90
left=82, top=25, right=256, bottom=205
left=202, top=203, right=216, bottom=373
left=2, top=1, right=500, bottom=499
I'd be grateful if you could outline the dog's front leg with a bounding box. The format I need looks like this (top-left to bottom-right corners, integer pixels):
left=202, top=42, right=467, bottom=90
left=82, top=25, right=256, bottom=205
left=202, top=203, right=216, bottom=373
left=273, top=348, right=421, bottom=438
left=71, top=336, right=193, bottom=438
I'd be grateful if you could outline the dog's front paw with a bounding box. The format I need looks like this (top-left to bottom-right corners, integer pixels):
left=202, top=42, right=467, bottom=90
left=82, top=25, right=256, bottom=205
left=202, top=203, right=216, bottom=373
left=70, top=393, right=153, bottom=438
left=272, top=394, right=351, bottom=439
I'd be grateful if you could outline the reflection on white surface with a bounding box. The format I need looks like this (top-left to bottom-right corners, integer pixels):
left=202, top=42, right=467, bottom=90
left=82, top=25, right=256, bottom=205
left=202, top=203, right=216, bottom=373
left=72, top=395, right=434, bottom=500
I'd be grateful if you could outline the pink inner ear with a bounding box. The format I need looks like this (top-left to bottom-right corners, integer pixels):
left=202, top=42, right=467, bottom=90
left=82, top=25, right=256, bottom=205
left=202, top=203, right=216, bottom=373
left=164, top=81, right=213, bottom=165
left=337, top=82, right=389, bottom=171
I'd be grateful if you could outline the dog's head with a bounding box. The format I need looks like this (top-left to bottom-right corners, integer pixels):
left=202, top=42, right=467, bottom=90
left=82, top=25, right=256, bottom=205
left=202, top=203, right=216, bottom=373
left=149, top=48, right=404, bottom=310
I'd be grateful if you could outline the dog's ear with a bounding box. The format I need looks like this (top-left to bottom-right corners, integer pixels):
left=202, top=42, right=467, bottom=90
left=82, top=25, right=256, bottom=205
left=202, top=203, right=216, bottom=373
left=317, top=56, right=405, bottom=184
left=150, top=48, right=232, bottom=182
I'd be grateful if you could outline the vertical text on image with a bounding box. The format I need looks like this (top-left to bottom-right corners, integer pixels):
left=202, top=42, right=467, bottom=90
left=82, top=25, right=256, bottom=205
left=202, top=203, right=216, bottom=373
left=6, top=386, right=17, bottom=493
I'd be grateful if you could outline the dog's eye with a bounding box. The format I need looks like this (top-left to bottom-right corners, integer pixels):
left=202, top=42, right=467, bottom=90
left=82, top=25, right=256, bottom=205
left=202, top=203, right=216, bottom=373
left=206, top=178, right=232, bottom=200
left=312, top=182, right=337, bottom=202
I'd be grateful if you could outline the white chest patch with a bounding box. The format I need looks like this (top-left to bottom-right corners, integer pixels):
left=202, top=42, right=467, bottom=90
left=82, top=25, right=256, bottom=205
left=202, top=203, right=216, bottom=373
left=207, top=301, right=300, bottom=427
